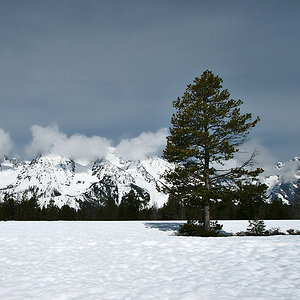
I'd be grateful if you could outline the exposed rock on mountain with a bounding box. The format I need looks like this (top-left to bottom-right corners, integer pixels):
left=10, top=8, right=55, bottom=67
left=0, top=150, right=171, bottom=208
left=1, top=152, right=299, bottom=207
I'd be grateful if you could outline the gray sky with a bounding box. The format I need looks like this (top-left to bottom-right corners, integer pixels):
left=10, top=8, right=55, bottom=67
left=0, top=0, right=299, bottom=162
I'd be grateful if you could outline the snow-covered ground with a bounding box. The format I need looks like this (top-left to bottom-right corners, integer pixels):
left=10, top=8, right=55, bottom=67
left=1, top=220, right=300, bottom=299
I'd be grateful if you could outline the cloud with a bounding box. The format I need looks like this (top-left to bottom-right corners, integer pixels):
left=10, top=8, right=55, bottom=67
left=26, top=125, right=168, bottom=163
left=115, top=128, right=168, bottom=160
left=0, top=128, right=12, bottom=157
left=276, top=159, right=300, bottom=183
left=26, top=125, right=65, bottom=156
left=235, top=139, right=278, bottom=175
left=211, top=138, right=278, bottom=176
left=26, top=125, right=112, bottom=164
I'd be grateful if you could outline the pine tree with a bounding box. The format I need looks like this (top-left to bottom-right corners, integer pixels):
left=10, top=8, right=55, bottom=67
left=163, top=70, right=263, bottom=232
left=291, top=191, right=300, bottom=218
left=58, top=204, right=77, bottom=220
left=0, top=194, right=18, bottom=220
left=246, top=220, right=267, bottom=236
left=102, top=197, right=118, bottom=220
left=161, top=195, right=182, bottom=220
left=43, top=199, right=59, bottom=220
left=118, top=190, right=149, bottom=220
left=237, top=182, right=267, bottom=219
left=19, top=193, right=41, bottom=220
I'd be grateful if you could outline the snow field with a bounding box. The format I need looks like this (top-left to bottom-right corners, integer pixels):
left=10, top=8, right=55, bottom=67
left=0, top=220, right=300, bottom=299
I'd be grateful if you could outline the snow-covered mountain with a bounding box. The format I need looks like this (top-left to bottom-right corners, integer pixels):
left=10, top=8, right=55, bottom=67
left=0, top=150, right=171, bottom=208
left=262, top=157, right=300, bottom=205
left=1, top=151, right=299, bottom=207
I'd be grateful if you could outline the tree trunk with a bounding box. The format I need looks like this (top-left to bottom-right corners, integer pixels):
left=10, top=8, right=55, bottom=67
left=180, top=202, right=185, bottom=220
left=203, top=167, right=211, bottom=231
left=204, top=127, right=210, bottom=231
left=204, top=201, right=210, bottom=231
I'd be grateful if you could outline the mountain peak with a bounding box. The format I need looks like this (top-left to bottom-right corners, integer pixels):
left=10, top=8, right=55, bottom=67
left=0, top=153, right=169, bottom=208
left=1, top=153, right=299, bottom=207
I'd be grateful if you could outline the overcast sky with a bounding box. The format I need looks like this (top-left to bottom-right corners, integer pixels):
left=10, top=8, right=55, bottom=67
left=0, top=0, right=299, bottom=163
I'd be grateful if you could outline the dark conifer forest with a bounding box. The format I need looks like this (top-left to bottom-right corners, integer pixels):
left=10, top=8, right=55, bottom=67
left=1, top=192, right=299, bottom=221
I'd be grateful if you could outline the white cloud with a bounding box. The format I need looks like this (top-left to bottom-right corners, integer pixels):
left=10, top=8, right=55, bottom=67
left=55, top=134, right=112, bottom=165
left=0, top=128, right=12, bottom=157
left=26, top=125, right=112, bottom=164
left=276, top=159, right=300, bottom=183
left=25, top=126, right=280, bottom=170
left=26, top=125, right=168, bottom=162
left=235, top=139, right=278, bottom=175
left=115, top=128, right=168, bottom=160
left=211, top=138, right=278, bottom=176
left=26, top=125, right=65, bottom=156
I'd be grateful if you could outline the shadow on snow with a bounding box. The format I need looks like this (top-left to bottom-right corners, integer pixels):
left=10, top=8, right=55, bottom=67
left=144, top=222, right=184, bottom=232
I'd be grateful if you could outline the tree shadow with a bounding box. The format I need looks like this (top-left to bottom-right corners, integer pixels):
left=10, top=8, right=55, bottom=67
left=144, top=222, right=183, bottom=232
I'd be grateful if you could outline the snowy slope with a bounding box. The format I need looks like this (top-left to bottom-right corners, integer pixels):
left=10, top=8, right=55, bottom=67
left=0, top=149, right=170, bottom=208
left=1, top=152, right=300, bottom=207
left=0, top=220, right=300, bottom=300
left=0, top=157, right=22, bottom=189
left=262, top=157, right=300, bottom=204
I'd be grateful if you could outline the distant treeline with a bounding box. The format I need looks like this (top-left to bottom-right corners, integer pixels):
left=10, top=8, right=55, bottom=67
left=0, top=191, right=300, bottom=221
left=161, top=196, right=300, bottom=221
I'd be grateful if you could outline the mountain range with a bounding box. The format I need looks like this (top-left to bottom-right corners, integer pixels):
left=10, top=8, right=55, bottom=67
left=263, top=157, right=300, bottom=205
left=0, top=149, right=171, bottom=208
left=0, top=150, right=299, bottom=207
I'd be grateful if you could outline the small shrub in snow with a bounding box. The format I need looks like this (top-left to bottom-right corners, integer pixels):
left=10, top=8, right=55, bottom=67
left=236, top=231, right=247, bottom=236
left=287, top=229, right=300, bottom=235
left=210, top=221, right=223, bottom=231
left=246, top=220, right=267, bottom=236
left=178, top=220, right=223, bottom=237
left=236, top=222, right=286, bottom=236
left=267, top=227, right=285, bottom=236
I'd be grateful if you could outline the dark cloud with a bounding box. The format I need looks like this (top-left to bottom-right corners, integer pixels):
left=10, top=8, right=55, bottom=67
left=0, top=0, right=299, bottom=161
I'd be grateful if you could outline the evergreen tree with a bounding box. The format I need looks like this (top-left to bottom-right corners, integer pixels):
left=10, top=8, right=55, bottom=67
left=0, top=194, right=18, bottom=220
left=118, top=190, right=149, bottom=220
left=236, top=182, right=267, bottom=219
left=58, top=204, right=77, bottom=220
left=19, top=194, right=41, bottom=220
left=161, top=195, right=182, bottom=220
left=268, top=197, right=289, bottom=219
left=291, top=191, right=300, bottom=218
left=246, top=219, right=267, bottom=236
left=163, top=70, right=263, bottom=231
left=102, top=197, right=118, bottom=220
left=42, top=199, right=59, bottom=220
